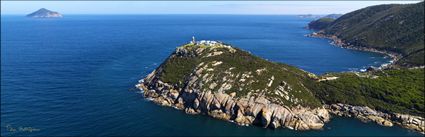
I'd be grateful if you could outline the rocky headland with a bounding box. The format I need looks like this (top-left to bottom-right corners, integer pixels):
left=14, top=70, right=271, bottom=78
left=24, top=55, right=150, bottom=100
left=136, top=41, right=424, bottom=133
left=136, top=41, right=330, bottom=130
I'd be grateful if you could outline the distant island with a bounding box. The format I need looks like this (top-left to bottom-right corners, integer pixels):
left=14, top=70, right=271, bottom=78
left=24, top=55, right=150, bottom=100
left=27, top=8, right=62, bottom=18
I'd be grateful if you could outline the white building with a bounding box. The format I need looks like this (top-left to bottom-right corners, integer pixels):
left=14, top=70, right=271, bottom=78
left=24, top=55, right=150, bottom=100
left=190, top=37, right=221, bottom=46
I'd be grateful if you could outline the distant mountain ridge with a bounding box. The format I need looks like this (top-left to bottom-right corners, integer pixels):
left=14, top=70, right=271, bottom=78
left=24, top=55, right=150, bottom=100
left=308, top=17, right=335, bottom=30
left=27, top=8, right=62, bottom=18
left=307, top=14, right=343, bottom=30
left=297, top=14, right=323, bottom=19
left=298, top=14, right=342, bottom=19
left=322, top=14, right=343, bottom=19
left=309, top=2, right=424, bottom=66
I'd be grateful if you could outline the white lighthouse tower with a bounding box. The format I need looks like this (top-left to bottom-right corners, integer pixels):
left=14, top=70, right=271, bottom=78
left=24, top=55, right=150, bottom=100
left=191, top=36, right=196, bottom=45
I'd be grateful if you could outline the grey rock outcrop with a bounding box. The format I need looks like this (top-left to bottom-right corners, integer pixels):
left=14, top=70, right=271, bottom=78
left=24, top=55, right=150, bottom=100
left=326, top=103, right=424, bottom=134
left=137, top=79, right=330, bottom=130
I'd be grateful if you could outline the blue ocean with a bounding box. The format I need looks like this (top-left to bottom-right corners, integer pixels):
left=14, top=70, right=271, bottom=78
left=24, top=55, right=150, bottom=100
left=1, top=15, right=421, bottom=136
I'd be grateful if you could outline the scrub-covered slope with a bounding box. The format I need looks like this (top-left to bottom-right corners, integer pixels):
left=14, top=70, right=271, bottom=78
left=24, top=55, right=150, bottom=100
left=309, top=69, right=424, bottom=116
left=311, top=2, right=424, bottom=66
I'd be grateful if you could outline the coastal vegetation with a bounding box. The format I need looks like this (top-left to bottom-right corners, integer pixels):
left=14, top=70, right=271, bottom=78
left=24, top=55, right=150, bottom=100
left=309, top=69, right=424, bottom=116
left=159, top=43, right=322, bottom=107
left=160, top=43, right=425, bottom=116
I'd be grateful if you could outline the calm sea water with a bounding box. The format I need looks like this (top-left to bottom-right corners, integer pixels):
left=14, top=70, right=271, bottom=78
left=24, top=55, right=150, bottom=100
left=1, top=15, right=420, bottom=136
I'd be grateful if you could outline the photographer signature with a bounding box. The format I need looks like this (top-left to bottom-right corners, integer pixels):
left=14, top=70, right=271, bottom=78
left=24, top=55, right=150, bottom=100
left=5, top=124, right=40, bottom=133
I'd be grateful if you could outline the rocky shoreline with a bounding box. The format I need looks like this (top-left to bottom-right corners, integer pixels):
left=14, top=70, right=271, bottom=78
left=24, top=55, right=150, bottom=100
left=326, top=103, right=424, bottom=134
left=304, top=32, right=425, bottom=133
left=136, top=72, right=330, bottom=130
left=136, top=80, right=425, bottom=133
left=306, top=32, right=402, bottom=70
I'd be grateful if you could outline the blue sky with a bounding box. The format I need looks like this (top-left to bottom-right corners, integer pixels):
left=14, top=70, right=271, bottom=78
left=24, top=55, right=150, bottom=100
left=1, top=1, right=420, bottom=15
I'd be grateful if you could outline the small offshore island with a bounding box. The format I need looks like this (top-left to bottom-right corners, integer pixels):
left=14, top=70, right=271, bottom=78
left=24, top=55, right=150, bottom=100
left=136, top=2, right=424, bottom=134
left=26, top=8, right=62, bottom=18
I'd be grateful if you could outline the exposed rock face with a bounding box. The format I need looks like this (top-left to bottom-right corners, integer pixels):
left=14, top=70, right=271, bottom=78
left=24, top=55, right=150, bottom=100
left=326, top=103, right=425, bottom=134
left=26, top=8, right=62, bottom=18
left=137, top=80, right=329, bottom=130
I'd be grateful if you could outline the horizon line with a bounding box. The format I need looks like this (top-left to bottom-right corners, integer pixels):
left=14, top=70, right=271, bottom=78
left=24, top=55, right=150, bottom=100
left=1, top=13, right=338, bottom=16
